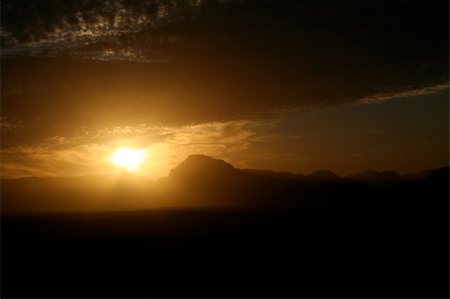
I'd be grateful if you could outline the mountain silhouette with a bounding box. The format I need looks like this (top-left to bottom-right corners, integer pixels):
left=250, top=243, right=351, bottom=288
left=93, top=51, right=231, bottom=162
left=373, top=171, right=399, bottom=182
left=307, top=170, right=341, bottom=181
left=242, top=168, right=301, bottom=180
left=2, top=157, right=448, bottom=298
left=349, top=170, right=400, bottom=184
left=169, top=154, right=237, bottom=179
left=348, top=170, right=379, bottom=180
left=1, top=155, right=448, bottom=215
left=400, top=169, right=433, bottom=181
left=426, top=166, right=449, bottom=184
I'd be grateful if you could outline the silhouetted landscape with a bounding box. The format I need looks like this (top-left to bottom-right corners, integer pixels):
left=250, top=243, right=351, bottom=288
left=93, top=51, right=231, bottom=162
left=1, top=1, right=449, bottom=298
left=2, top=155, right=449, bottom=297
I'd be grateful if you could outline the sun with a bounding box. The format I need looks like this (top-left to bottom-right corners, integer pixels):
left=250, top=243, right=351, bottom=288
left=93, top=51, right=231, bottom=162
left=111, top=148, right=146, bottom=171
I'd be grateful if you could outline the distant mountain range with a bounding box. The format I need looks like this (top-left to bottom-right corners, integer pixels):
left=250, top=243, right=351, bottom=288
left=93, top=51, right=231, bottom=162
left=172, top=154, right=438, bottom=183
left=1, top=154, right=448, bottom=215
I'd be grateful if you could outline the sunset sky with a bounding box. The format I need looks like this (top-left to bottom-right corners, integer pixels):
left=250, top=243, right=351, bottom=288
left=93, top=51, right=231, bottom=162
left=1, top=1, right=448, bottom=179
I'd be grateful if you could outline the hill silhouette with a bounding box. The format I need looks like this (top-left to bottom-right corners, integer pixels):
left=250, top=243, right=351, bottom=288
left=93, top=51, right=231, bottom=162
left=348, top=169, right=380, bottom=179
left=348, top=170, right=399, bottom=183
left=170, top=154, right=237, bottom=178
left=307, top=170, right=342, bottom=182
left=1, top=154, right=449, bottom=214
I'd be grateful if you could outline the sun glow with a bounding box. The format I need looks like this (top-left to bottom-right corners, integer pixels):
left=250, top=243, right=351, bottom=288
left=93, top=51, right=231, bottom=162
left=111, top=148, right=146, bottom=171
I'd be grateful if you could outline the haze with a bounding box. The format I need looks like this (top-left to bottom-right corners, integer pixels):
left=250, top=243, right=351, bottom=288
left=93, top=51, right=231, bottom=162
left=1, top=1, right=448, bottom=179
left=1, top=2, right=448, bottom=298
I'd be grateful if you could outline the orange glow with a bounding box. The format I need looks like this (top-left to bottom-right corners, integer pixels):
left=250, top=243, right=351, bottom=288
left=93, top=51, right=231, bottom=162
left=111, top=148, right=146, bottom=171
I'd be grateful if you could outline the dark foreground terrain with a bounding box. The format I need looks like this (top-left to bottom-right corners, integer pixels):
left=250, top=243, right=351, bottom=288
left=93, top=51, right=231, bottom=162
left=2, top=198, right=449, bottom=297
left=1, top=159, right=449, bottom=297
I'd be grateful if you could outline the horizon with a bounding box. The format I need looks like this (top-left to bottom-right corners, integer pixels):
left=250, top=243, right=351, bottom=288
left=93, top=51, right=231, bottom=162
left=1, top=153, right=448, bottom=181
left=1, top=1, right=449, bottom=180
left=1, top=2, right=449, bottom=297
left=2, top=152, right=448, bottom=216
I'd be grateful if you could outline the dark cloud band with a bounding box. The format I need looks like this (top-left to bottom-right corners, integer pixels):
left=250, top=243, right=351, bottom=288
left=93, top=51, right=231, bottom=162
left=1, top=1, right=448, bottom=145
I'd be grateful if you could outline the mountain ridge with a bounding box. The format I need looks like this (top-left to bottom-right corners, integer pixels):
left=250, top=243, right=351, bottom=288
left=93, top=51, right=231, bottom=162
left=1, top=154, right=448, bottom=215
left=1, top=154, right=447, bottom=183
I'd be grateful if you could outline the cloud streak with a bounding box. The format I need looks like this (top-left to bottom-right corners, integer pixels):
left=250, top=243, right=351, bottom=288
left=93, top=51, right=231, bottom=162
left=357, top=82, right=450, bottom=105
left=1, top=0, right=204, bottom=61
left=0, top=119, right=275, bottom=179
left=2, top=2, right=448, bottom=116
left=1, top=2, right=448, bottom=178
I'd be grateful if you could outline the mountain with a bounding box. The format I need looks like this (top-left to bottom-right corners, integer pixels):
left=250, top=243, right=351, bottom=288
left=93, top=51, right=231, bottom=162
left=426, top=167, right=449, bottom=184
left=401, top=169, right=434, bottom=181
left=241, top=169, right=303, bottom=182
left=373, top=171, right=399, bottom=182
left=307, top=170, right=342, bottom=181
left=348, top=170, right=380, bottom=180
left=349, top=170, right=424, bottom=183
left=165, top=155, right=262, bottom=207
left=1, top=154, right=448, bottom=215
left=169, top=154, right=238, bottom=179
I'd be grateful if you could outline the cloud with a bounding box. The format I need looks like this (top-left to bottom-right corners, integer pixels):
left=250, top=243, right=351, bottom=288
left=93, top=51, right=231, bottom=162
left=0, top=119, right=275, bottom=179
left=1, top=2, right=448, bottom=123
left=1, top=1, right=448, bottom=179
left=356, top=82, right=450, bottom=104
left=1, top=0, right=201, bottom=60
left=0, top=117, right=19, bottom=133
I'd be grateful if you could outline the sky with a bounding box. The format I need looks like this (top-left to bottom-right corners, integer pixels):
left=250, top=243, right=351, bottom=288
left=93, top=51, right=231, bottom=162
left=1, top=1, right=448, bottom=179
